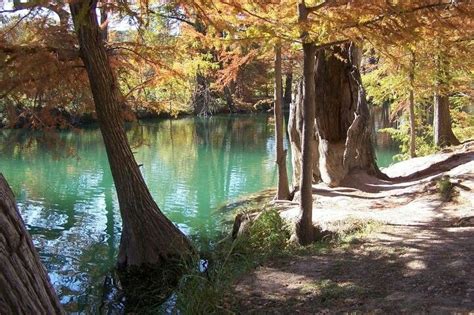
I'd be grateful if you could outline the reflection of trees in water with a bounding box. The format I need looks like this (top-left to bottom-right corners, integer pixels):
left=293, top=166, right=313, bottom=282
left=0, top=114, right=280, bottom=310
left=124, top=115, right=277, bottom=242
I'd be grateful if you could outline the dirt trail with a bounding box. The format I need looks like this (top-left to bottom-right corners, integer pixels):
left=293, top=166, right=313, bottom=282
left=232, top=143, right=474, bottom=313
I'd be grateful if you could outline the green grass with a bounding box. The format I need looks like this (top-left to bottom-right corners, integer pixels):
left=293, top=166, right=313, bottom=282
left=437, top=175, right=453, bottom=201
left=175, top=208, right=290, bottom=314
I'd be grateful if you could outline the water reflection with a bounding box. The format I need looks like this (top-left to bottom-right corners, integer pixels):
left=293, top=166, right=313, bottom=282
left=0, top=114, right=280, bottom=312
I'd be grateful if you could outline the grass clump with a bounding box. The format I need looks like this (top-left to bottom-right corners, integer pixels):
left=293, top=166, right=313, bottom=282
left=302, top=279, right=368, bottom=305
left=237, top=209, right=290, bottom=257
left=437, top=175, right=453, bottom=201
left=175, top=209, right=290, bottom=314
left=331, top=218, right=381, bottom=244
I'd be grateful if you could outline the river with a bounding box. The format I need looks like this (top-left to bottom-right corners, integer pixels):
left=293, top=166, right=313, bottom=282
left=0, top=114, right=398, bottom=312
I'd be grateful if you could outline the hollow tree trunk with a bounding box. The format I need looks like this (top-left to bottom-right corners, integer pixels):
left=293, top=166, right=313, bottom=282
left=0, top=174, right=64, bottom=315
left=289, top=43, right=383, bottom=188
left=408, top=51, right=416, bottom=158
left=70, top=0, right=193, bottom=269
left=288, top=80, right=320, bottom=189
left=274, top=43, right=290, bottom=200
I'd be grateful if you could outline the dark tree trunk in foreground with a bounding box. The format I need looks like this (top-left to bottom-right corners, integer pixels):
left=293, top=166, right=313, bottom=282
left=289, top=43, right=382, bottom=187
left=0, top=174, right=64, bottom=315
left=433, top=93, right=460, bottom=147
left=408, top=51, right=416, bottom=158
left=70, top=0, right=193, bottom=269
left=274, top=43, right=290, bottom=200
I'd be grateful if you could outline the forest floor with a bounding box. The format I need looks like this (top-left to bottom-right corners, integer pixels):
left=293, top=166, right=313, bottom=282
left=231, top=142, right=474, bottom=313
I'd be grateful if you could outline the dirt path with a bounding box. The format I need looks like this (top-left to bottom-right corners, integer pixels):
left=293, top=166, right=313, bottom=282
left=232, top=144, right=474, bottom=313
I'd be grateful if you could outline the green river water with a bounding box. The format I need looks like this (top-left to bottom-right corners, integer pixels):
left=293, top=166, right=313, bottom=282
left=0, top=114, right=398, bottom=312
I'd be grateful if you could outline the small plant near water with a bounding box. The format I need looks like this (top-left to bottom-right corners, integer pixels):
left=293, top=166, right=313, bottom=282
left=437, top=175, right=454, bottom=201
left=237, top=209, right=291, bottom=256
left=174, top=209, right=290, bottom=314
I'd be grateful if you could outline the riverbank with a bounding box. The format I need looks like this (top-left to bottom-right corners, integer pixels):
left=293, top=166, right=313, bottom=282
left=0, top=101, right=274, bottom=129
left=191, top=141, right=474, bottom=313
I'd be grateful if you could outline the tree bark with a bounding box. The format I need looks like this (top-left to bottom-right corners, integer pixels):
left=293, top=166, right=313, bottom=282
left=293, top=2, right=317, bottom=245
left=224, top=84, right=237, bottom=113
left=274, top=43, right=291, bottom=200
left=0, top=174, right=64, bottom=315
left=295, top=41, right=317, bottom=245
left=69, top=0, right=193, bottom=269
left=288, top=80, right=320, bottom=189
left=408, top=50, right=416, bottom=158
left=192, top=72, right=213, bottom=116
left=433, top=53, right=460, bottom=148
left=99, top=2, right=109, bottom=42
left=289, top=43, right=383, bottom=188
left=284, top=71, right=293, bottom=109
left=433, top=93, right=460, bottom=147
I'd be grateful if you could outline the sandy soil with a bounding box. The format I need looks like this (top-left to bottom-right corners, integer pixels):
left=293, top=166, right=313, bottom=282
left=232, top=142, right=474, bottom=313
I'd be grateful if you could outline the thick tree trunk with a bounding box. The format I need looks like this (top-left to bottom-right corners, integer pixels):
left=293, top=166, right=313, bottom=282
left=289, top=43, right=383, bottom=187
left=433, top=53, right=460, bottom=148
left=0, top=174, right=64, bottom=315
left=70, top=0, right=193, bottom=269
left=288, top=80, right=320, bottom=189
left=274, top=43, right=291, bottom=200
left=284, top=71, right=293, bottom=109
left=433, top=93, right=460, bottom=147
left=408, top=51, right=416, bottom=158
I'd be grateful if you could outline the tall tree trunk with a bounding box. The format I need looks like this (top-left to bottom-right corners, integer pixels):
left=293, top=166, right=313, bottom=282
left=69, top=0, right=193, bottom=269
left=274, top=43, right=290, bottom=200
left=408, top=51, right=416, bottom=158
left=284, top=71, right=293, bottom=109
left=289, top=43, right=383, bottom=188
left=293, top=2, right=317, bottom=245
left=295, top=41, right=317, bottom=245
left=433, top=52, right=460, bottom=147
left=433, top=93, right=460, bottom=147
left=0, top=174, right=64, bottom=315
